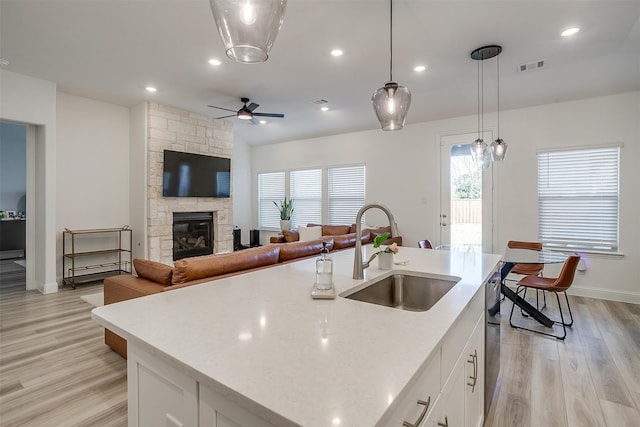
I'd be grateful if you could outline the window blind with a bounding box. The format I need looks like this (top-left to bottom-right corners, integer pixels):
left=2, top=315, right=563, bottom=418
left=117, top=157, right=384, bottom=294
left=328, top=165, right=365, bottom=225
left=538, top=146, right=620, bottom=252
left=258, top=172, right=285, bottom=229
left=290, top=169, right=322, bottom=229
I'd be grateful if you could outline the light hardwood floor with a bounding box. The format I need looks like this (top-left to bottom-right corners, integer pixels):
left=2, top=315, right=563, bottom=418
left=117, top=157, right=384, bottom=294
left=1, top=260, right=639, bottom=426
left=0, top=260, right=127, bottom=426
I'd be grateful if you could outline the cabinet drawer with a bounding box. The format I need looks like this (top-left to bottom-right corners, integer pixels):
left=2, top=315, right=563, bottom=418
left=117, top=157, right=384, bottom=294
left=440, top=286, right=484, bottom=384
left=382, top=349, right=441, bottom=427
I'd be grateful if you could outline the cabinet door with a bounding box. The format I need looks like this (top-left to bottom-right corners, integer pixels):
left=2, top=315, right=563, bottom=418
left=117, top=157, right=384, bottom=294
left=464, top=315, right=485, bottom=427
left=426, top=355, right=466, bottom=427
left=382, top=351, right=441, bottom=427
left=128, top=344, right=198, bottom=427
left=199, top=383, right=275, bottom=427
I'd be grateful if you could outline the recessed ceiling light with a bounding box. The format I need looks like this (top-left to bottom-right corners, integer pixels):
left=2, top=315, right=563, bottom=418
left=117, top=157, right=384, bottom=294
left=145, top=86, right=157, bottom=92
left=259, top=119, right=267, bottom=124
left=414, top=65, right=426, bottom=72
left=208, top=58, right=222, bottom=66
left=330, top=49, right=343, bottom=57
left=320, top=106, right=329, bottom=112
left=561, top=27, right=580, bottom=37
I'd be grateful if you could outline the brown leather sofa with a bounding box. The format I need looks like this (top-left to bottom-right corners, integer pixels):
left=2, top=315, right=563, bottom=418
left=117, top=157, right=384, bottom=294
left=270, top=223, right=402, bottom=247
left=103, top=226, right=402, bottom=358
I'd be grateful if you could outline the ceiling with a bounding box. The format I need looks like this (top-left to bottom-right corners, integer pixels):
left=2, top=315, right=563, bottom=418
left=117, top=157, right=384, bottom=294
left=1, top=0, right=639, bottom=146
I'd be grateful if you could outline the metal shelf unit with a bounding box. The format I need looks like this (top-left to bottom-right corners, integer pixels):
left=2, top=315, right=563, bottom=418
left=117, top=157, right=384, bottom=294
left=62, top=226, right=132, bottom=289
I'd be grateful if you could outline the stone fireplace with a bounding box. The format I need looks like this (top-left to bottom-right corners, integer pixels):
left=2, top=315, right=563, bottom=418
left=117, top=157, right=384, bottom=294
left=146, top=103, right=234, bottom=265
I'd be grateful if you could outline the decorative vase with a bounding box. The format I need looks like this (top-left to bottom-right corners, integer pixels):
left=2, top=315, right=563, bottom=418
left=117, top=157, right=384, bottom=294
left=378, top=252, right=393, bottom=270
left=280, top=219, right=291, bottom=231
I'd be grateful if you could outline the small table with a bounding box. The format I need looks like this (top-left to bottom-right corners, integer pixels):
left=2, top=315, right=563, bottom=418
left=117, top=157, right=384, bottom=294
left=489, top=248, right=567, bottom=327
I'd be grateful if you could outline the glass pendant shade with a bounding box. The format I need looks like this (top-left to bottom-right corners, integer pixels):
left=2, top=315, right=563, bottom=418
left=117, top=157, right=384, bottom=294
left=490, top=138, right=508, bottom=161
left=481, top=151, right=492, bottom=170
left=372, top=81, right=411, bottom=131
left=470, top=138, right=488, bottom=161
left=209, top=0, right=287, bottom=64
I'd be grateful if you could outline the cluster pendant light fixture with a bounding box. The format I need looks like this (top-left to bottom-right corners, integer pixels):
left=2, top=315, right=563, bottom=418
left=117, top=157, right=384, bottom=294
left=209, top=0, right=288, bottom=64
left=470, top=45, right=508, bottom=168
left=372, top=0, right=411, bottom=131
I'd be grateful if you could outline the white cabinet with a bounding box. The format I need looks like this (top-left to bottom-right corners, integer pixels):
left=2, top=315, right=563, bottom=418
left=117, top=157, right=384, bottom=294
left=422, top=316, right=484, bottom=427
left=384, top=352, right=441, bottom=426
left=426, top=353, right=466, bottom=427
left=199, top=383, right=273, bottom=427
left=464, top=316, right=484, bottom=427
left=384, top=287, right=486, bottom=427
left=128, top=344, right=198, bottom=427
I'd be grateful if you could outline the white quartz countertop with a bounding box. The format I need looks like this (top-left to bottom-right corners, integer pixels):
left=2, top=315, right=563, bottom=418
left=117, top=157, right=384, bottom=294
left=92, top=246, right=502, bottom=427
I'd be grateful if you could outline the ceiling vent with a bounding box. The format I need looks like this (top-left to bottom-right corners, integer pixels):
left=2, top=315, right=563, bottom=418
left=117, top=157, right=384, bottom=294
left=313, top=99, right=329, bottom=105
left=519, top=60, right=545, bottom=72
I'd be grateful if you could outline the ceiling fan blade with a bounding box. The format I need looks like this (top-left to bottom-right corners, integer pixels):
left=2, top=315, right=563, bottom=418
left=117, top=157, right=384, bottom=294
left=246, top=102, right=259, bottom=112
left=215, top=114, right=236, bottom=119
left=249, top=117, right=260, bottom=125
left=208, top=105, right=237, bottom=113
left=253, top=112, right=284, bottom=118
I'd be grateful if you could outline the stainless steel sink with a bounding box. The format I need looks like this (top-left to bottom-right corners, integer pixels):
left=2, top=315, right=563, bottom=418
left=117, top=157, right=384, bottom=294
left=341, top=273, right=460, bottom=312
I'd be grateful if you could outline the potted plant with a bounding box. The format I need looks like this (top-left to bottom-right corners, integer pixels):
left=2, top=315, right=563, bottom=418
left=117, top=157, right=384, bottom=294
left=274, top=197, right=293, bottom=231
left=368, top=232, right=398, bottom=270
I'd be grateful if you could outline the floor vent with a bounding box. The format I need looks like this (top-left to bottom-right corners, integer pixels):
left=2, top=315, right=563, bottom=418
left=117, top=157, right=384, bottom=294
left=519, top=60, right=545, bottom=72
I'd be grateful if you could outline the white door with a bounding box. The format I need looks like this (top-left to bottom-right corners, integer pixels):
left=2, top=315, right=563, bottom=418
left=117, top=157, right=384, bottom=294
left=440, top=132, right=493, bottom=252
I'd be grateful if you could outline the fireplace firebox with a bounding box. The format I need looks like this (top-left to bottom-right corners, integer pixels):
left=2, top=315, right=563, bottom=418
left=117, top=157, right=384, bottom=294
left=173, top=212, right=214, bottom=260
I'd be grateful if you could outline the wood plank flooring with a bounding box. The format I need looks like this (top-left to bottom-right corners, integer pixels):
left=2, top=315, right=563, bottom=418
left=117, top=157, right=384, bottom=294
left=485, top=291, right=640, bottom=427
left=0, top=260, right=127, bottom=426
left=1, top=259, right=639, bottom=426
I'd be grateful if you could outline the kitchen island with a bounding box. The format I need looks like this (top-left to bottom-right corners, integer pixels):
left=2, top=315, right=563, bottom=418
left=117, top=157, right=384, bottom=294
left=92, top=246, right=502, bottom=427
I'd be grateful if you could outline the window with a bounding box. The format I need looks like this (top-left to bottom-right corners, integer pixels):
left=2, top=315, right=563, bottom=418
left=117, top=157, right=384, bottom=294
left=538, top=146, right=620, bottom=252
left=258, top=172, right=285, bottom=229
left=257, top=165, right=366, bottom=229
left=290, top=169, right=322, bottom=229
left=327, top=165, right=366, bottom=225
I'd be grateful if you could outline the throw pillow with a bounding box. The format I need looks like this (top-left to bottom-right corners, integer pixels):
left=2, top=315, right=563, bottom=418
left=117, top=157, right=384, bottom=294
left=133, top=259, right=173, bottom=285
left=298, top=225, right=322, bottom=242
left=283, top=230, right=300, bottom=242
left=322, top=225, right=351, bottom=236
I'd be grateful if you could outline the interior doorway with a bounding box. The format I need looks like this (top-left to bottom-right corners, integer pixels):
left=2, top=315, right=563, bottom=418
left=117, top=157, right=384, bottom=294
left=440, top=132, right=493, bottom=252
left=0, top=122, right=27, bottom=261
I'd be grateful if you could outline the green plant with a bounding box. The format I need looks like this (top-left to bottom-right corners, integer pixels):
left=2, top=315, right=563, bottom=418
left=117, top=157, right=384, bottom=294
left=273, top=197, right=294, bottom=220
left=368, top=232, right=399, bottom=263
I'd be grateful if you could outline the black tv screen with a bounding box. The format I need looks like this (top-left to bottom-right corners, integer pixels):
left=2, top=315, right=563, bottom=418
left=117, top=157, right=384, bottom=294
left=162, top=150, right=230, bottom=198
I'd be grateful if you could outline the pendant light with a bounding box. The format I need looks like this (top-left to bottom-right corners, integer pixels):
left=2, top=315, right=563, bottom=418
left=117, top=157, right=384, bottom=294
left=470, top=45, right=505, bottom=166
left=489, top=50, right=508, bottom=161
left=209, top=0, right=288, bottom=64
left=372, top=0, right=411, bottom=131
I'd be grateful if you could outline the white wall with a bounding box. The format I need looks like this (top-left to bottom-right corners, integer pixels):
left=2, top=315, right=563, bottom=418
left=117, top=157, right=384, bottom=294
left=56, top=93, right=131, bottom=280
left=129, top=102, right=147, bottom=260
left=0, top=70, right=57, bottom=293
left=252, top=92, right=640, bottom=302
left=232, top=134, right=252, bottom=244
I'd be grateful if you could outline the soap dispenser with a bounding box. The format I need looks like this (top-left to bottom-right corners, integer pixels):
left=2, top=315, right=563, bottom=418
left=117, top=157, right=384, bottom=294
left=315, top=241, right=333, bottom=291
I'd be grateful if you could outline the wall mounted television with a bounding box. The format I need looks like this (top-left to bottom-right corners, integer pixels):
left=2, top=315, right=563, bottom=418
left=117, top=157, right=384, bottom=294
left=162, top=150, right=231, bottom=198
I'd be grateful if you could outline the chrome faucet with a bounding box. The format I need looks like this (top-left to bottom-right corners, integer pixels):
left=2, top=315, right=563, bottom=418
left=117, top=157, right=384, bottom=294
left=353, top=203, right=400, bottom=279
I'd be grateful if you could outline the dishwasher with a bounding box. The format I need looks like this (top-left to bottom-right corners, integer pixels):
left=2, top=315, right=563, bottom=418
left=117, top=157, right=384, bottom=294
left=485, top=270, right=501, bottom=415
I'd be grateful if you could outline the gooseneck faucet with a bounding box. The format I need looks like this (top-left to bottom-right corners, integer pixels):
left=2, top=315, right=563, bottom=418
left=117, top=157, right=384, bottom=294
left=353, top=203, right=400, bottom=279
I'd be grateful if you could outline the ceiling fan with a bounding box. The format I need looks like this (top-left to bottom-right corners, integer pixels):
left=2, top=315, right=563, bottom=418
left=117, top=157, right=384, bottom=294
left=208, top=98, right=285, bottom=122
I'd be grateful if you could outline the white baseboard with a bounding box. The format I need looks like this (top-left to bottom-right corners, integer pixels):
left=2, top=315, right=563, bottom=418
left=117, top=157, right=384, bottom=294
left=39, top=281, right=59, bottom=294
left=568, top=286, right=640, bottom=304
left=504, top=282, right=639, bottom=305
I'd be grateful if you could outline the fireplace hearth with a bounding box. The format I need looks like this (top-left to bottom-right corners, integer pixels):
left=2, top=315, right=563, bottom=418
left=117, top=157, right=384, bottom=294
left=173, top=212, right=214, bottom=261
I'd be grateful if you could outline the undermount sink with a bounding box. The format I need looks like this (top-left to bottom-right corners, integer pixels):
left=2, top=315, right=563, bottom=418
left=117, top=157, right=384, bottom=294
left=341, top=272, right=461, bottom=312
